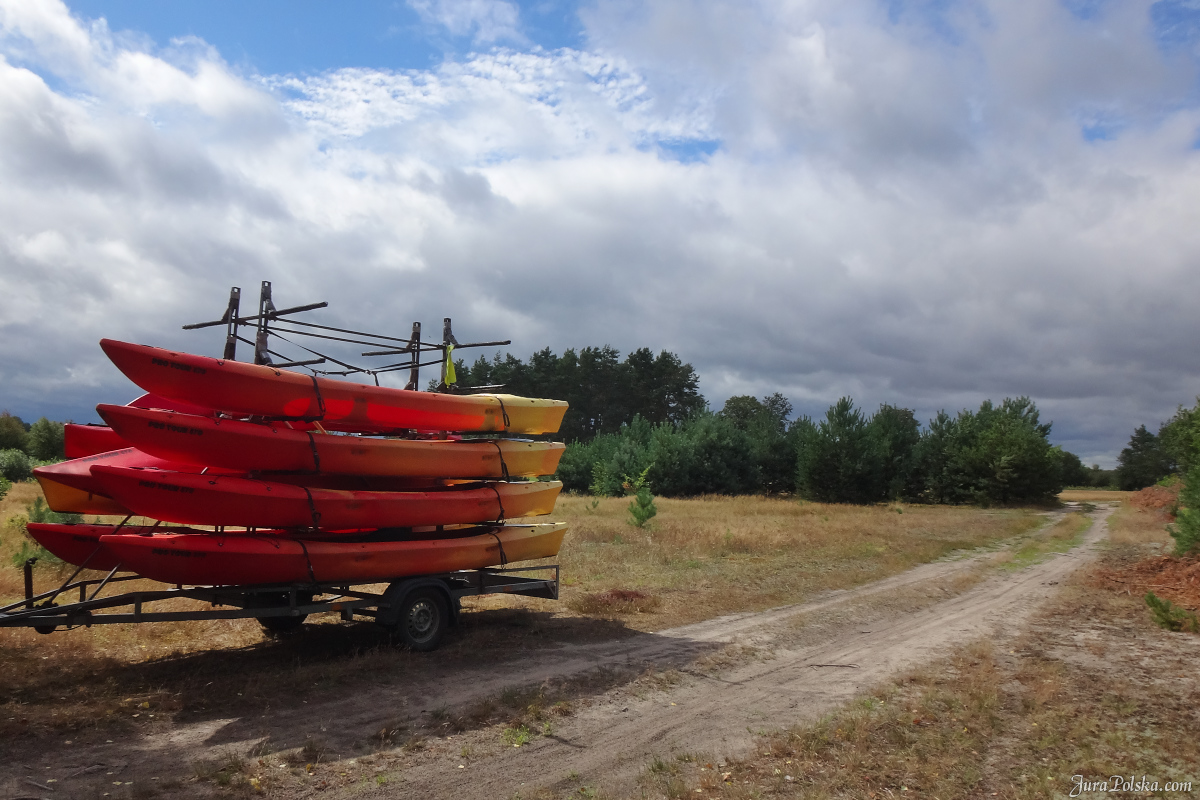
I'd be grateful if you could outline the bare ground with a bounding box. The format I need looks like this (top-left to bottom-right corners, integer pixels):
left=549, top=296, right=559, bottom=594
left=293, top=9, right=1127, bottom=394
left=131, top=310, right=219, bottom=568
left=0, top=506, right=1113, bottom=799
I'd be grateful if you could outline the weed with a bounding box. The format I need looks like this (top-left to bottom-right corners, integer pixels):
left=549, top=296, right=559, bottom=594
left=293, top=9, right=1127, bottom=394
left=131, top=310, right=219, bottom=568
left=502, top=723, right=532, bottom=747
left=298, top=737, right=326, bottom=764
left=194, top=749, right=248, bottom=786
left=402, top=734, right=426, bottom=752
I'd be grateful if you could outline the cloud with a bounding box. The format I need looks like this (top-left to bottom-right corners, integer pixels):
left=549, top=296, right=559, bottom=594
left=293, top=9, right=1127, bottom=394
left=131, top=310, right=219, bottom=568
left=407, top=0, right=524, bottom=44
left=1, top=0, right=1199, bottom=466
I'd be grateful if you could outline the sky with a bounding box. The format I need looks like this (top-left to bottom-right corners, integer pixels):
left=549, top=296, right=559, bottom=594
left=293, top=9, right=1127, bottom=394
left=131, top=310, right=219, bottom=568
left=2, top=0, right=1200, bottom=467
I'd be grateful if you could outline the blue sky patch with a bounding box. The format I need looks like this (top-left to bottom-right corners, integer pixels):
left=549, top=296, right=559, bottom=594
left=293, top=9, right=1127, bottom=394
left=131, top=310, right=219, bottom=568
left=63, top=0, right=586, bottom=76
left=656, top=139, right=722, bottom=163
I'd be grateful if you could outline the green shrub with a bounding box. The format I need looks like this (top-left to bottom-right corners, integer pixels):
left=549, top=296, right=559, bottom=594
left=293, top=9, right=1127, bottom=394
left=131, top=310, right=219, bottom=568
left=0, top=448, right=32, bottom=481
left=1145, top=592, right=1200, bottom=633
left=1168, top=466, right=1200, bottom=556
left=624, top=465, right=657, bottom=527
left=0, top=475, right=10, bottom=502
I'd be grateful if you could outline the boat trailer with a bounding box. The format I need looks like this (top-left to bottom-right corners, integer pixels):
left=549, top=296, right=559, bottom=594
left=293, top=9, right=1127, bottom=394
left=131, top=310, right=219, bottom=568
left=0, top=559, right=559, bottom=651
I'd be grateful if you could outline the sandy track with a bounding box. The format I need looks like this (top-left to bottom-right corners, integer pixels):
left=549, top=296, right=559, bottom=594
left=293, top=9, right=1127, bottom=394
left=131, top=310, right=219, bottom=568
left=0, top=508, right=1108, bottom=799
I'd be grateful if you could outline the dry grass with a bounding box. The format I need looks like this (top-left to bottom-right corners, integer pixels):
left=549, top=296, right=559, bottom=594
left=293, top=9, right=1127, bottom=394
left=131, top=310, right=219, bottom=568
left=640, top=524, right=1200, bottom=800
left=498, top=494, right=1044, bottom=631
left=988, top=512, right=1092, bottom=570
left=1058, top=489, right=1132, bottom=503
left=1107, top=501, right=1175, bottom=548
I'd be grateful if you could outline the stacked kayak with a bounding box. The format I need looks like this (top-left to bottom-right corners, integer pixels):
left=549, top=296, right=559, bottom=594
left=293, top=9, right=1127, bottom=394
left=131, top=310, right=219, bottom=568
left=29, top=340, right=569, bottom=586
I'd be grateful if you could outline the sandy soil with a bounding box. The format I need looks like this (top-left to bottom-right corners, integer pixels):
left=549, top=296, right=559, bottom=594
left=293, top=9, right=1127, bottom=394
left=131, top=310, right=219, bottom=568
left=0, top=506, right=1112, bottom=799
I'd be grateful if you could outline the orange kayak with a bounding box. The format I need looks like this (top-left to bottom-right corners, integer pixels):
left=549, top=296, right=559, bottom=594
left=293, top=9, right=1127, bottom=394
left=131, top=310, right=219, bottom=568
left=89, top=465, right=562, bottom=529
left=96, top=404, right=565, bottom=478
left=99, top=523, right=568, bottom=585
left=100, top=339, right=568, bottom=435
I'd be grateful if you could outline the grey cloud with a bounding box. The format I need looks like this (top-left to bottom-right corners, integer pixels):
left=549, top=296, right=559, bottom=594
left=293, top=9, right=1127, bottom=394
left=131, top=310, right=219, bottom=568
left=3, top=0, right=1200, bottom=467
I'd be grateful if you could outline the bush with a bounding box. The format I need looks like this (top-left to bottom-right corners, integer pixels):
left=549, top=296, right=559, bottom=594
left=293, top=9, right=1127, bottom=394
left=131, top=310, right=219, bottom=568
left=0, top=475, right=10, bottom=502
left=1145, top=591, right=1200, bottom=633
left=1168, top=466, right=1200, bottom=556
left=624, top=466, right=657, bottom=527
left=0, top=449, right=32, bottom=482
left=25, top=495, right=82, bottom=525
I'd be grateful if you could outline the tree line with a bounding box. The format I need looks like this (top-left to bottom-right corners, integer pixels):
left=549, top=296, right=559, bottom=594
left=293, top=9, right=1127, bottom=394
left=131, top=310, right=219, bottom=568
left=453, top=347, right=1080, bottom=505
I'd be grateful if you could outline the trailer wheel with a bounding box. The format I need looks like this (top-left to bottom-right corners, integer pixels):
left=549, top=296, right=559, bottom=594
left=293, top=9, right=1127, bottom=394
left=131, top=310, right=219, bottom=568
left=396, top=588, right=447, bottom=652
left=260, top=614, right=307, bottom=636
left=247, top=592, right=311, bottom=637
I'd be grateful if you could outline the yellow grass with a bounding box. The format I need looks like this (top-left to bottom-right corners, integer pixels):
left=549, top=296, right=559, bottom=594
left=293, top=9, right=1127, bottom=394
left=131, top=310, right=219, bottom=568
left=1106, top=502, right=1174, bottom=547
left=507, top=494, right=1043, bottom=631
left=1058, top=489, right=1132, bottom=502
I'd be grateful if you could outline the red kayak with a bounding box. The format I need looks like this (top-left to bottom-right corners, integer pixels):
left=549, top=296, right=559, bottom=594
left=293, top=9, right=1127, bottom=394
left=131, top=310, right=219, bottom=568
left=100, top=339, right=568, bottom=435
left=33, top=447, right=248, bottom=517
left=64, top=393, right=220, bottom=458
left=26, top=522, right=130, bottom=571
left=89, top=465, right=562, bottom=529
left=99, top=523, right=568, bottom=585
left=97, top=404, right=565, bottom=479
left=64, top=424, right=127, bottom=459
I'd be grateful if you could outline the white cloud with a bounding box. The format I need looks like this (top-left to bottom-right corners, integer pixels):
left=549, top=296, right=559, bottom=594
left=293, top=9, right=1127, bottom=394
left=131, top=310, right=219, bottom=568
left=407, top=0, right=523, bottom=44
left=1, top=0, right=1199, bottom=464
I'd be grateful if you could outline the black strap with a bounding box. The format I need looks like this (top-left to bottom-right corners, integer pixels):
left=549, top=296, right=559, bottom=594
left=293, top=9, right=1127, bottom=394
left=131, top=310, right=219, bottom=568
left=495, top=397, right=511, bottom=430
left=296, top=539, right=318, bottom=584
left=301, top=486, right=322, bottom=529
left=490, top=484, right=506, bottom=522
left=305, top=431, right=322, bottom=473
left=487, top=530, right=508, bottom=566
left=490, top=440, right=511, bottom=481
left=309, top=374, right=327, bottom=418
left=114, top=513, right=133, bottom=534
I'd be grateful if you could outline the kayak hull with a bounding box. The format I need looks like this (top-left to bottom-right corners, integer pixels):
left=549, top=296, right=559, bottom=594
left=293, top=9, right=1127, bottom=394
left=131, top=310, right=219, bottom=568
left=26, top=523, right=127, bottom=571
left=96, top=405, right=566, bottom=478
left=100, top=340, right=568, bottom=435
left=100, top=524, right=568, bottom=585
left=64, top=425, right=127, bottom=459
left=89, top=465, right=562, bottom=529
left=35, top=475, right=132, bottom=516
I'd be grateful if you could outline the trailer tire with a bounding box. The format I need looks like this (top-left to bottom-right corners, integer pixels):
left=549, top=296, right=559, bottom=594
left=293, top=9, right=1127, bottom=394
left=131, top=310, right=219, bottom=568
left=247, top=591, right=311, bottom=637
left=396, top=588, right=447, bottom=652
left=260, top=614, right=307, bottom=636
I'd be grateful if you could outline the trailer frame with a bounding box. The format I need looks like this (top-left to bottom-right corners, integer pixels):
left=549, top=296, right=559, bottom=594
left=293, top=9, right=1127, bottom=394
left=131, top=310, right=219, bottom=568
left=0, top=561, right=559, bottom=651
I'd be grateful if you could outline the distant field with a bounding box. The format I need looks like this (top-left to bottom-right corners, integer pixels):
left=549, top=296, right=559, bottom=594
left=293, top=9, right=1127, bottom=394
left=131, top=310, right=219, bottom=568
left=1059, top=488, right=1132, bottom=502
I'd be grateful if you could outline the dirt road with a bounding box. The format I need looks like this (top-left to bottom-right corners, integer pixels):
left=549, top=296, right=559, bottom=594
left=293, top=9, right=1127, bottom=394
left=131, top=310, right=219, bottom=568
left=0, top=507, right=1109, bottom=799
